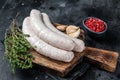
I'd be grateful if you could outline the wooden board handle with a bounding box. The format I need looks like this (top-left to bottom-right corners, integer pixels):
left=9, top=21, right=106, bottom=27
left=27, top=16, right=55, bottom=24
left=84, top=47, right=119, bottom=72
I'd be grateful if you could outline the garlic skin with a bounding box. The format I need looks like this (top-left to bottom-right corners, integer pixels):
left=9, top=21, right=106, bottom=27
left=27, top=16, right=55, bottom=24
left=54, top=23, right=67, bottom=31
left=66, top=25, right=80, bottom=38
left=56, top=25, right=67, bottom=31
left=68, top=29, right=80, bottom=38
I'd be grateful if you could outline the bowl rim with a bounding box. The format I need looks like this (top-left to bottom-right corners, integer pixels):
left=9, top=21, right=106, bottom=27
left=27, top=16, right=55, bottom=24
left=82, top=17, right=108, bottom=34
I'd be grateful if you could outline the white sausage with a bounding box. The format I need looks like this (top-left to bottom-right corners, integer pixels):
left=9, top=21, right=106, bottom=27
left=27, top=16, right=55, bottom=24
left=22, top=17, right=74, bottom=62
left=30, top=9, right=75, bottom=51
left=41, top=13, right=85, bottom=52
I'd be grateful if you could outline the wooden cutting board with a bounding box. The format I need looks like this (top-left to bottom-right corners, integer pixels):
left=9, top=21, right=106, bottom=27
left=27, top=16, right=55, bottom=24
left=30, top=50, right=85, bottom=77
left=30, top=47, right=118, bottom=77
left=25, top=23, right=119, bottom=77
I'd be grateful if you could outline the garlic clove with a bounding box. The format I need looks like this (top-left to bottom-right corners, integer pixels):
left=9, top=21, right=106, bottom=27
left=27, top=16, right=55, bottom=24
left=66, top=25, right=79, bottom=34
left=56, top=25, right=67, bottom=31
left=68, top=29, right=80, bottom=38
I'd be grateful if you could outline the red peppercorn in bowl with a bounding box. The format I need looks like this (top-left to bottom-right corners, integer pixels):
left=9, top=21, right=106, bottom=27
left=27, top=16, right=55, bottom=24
left=82, top=17, right=107, bottom=38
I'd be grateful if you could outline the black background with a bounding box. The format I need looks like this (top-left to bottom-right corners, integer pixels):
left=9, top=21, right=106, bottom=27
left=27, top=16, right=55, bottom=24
left=0, top=0, right=120, bottom=80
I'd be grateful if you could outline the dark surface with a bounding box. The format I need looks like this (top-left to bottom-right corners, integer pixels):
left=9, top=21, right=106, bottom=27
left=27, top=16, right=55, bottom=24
left=0, top=0, right=120, bottom=80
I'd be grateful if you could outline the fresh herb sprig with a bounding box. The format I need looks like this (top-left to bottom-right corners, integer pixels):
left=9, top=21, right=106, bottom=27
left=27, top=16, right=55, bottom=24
left=4, top=20, right=34, bottom=73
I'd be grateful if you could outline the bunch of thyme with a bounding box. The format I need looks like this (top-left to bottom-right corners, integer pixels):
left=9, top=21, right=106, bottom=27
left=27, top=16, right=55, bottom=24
left=4, top=20, right=34, bottom=73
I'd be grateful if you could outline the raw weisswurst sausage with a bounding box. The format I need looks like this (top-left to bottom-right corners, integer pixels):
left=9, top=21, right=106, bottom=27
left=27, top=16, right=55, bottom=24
left=41, top=13, right=85, bottom=52
left=22, top=17, right=74, bottom=62
left=30, top=9, right=75, bottom=51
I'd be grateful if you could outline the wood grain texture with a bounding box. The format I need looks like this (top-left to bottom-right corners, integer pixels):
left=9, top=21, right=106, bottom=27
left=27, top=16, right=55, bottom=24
left=84, top=47, right=119, bottom=72
left=30, top=50, right=85, bottom=77
left=54, top=23, right=119, bottom=72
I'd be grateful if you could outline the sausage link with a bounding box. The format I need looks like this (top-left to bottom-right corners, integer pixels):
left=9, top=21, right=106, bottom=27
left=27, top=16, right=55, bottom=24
left=30, top=9, right=75, bottom=51
left=22, top=17, right=74, bottom=62
left=41, top=13, right=85, bottom=52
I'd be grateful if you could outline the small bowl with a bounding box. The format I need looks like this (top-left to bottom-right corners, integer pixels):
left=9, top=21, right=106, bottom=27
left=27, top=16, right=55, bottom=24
left=82, top=17, right=108, bottom=38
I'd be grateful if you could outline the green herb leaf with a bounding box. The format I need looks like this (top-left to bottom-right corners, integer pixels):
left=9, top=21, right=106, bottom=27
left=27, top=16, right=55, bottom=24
left=4, top=20, right=33, bottom=73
